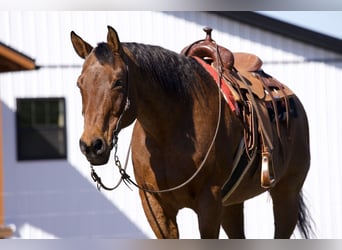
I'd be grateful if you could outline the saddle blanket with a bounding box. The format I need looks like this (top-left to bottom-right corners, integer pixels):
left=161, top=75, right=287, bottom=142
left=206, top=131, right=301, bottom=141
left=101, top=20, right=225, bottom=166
left=193, top=56, right=238, bottom=114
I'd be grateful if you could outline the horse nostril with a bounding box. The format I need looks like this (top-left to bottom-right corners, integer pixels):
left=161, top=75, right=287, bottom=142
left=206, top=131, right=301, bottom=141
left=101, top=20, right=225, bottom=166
left=92, top=138, right=105, bottom=155
left=79, top=138, right=106, bottom=157
left=79, top=139, right=89, bottom=155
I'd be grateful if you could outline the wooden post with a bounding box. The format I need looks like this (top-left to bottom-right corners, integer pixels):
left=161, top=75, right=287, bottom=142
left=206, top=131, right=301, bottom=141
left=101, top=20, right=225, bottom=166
left=0, top=102, right=13, bottom=238
left=0, top=101, right=4, bottom=226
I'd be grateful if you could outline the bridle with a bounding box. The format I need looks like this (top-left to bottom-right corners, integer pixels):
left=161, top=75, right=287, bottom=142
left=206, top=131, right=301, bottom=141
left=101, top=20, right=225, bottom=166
left=89, top=46, right=223, bottom=194
left=90, top=63, right=134, bottom=191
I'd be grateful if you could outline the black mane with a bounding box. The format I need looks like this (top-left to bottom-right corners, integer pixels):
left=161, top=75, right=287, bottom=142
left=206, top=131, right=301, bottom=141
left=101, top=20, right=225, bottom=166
left=94, top=42, right=212, bottom=98
left=124, top=43, right=209, bottom=97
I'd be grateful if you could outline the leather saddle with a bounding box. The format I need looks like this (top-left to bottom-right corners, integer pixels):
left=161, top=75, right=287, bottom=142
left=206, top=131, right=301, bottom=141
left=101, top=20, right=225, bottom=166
left=181, top=27, right=296, bottom=194
left=181, top=27, right=293, bottom=101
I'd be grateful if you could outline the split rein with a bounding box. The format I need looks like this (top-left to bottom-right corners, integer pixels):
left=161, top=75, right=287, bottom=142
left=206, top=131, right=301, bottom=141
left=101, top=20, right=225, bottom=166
left=90, top=131, right=137, bottom=192
left=90, top=48, right=223, bottom=194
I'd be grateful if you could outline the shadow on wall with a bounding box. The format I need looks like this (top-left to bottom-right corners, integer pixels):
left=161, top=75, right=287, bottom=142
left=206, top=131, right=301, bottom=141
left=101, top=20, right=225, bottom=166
left=1, top=101, right=147, bottom=238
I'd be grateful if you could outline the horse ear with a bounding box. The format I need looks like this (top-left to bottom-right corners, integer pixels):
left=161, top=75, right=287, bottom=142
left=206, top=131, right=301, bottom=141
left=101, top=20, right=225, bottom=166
left=107, top=26, right=121, bottom=53
left=70, top=31, right=93, bottom=59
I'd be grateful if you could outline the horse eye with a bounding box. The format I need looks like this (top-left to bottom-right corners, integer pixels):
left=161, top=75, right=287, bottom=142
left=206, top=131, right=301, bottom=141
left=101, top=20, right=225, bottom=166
left=112, top=79, right=124, bottom=89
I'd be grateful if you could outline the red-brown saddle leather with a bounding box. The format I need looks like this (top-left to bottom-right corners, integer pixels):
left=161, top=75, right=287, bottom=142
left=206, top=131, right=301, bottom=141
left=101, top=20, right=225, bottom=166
left=181, top=27, right=296, bottom=191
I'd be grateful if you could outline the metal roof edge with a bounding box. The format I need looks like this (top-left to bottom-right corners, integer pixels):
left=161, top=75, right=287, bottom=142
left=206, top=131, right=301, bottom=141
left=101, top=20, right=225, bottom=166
left=211, top=11, right=342, bottom=55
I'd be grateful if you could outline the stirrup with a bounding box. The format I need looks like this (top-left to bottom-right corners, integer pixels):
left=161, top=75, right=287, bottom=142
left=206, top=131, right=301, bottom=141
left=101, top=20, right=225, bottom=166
left=261, top=151, right=275, bottom=188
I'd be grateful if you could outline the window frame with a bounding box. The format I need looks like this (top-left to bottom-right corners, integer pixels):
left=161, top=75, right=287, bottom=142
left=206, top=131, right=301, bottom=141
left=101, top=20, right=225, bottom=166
left=16, top=97, right=67, bottom=161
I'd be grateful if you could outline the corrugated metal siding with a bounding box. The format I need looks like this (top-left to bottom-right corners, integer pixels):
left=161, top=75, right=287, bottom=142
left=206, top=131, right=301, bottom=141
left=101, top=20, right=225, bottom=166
left=0, top=11, right=341, bottom=238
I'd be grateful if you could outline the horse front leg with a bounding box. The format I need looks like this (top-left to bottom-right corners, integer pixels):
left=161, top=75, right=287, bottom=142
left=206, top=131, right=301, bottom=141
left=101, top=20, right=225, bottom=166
left=221, top=202, right=246, bottom=238
left=196, top=186, right=222, bottom=239
left=139, top=190, right=179, bottom=239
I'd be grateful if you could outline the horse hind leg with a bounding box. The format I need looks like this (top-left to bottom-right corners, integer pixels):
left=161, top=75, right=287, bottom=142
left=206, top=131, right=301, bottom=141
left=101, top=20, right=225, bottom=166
left=270, top=182, right=312, bottom=238
left=221, top=202, right=246, bottom=238
left=139, top=190, right=179, bottom=239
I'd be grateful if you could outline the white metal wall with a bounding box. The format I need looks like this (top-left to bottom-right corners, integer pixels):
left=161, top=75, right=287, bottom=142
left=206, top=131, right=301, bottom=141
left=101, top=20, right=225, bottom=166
left=0, top=11, right=341, bottom=238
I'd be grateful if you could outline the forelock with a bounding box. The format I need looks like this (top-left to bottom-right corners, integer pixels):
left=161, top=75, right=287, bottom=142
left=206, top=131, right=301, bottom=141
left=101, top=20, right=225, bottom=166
left=94, top=43, right=114, bottom=64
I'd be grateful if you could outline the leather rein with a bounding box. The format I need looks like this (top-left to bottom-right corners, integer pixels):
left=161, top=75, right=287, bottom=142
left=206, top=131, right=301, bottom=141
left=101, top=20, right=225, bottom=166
left=89, top=46, right=224, bottom=194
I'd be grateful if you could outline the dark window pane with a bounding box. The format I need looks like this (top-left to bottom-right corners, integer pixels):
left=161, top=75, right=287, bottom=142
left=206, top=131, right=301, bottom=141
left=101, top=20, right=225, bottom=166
left=48, top=100, right=59, bottom=125
left=17, top=99, right=33, bottom=126
left=34, top=100, right=46, bottom=125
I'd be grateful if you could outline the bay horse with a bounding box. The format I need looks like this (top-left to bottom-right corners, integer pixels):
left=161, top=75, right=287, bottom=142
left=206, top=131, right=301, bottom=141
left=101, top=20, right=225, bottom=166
left=70, top=26, right=312, bottom=238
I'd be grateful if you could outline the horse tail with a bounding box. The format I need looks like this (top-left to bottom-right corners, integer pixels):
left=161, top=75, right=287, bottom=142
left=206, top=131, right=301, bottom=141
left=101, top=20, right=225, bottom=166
left=297, top=190, right=315, bottom=238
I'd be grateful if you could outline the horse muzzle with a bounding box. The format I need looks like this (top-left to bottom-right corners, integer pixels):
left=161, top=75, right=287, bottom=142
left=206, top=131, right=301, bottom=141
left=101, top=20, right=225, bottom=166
left=79, top=138, right=111, bottom=165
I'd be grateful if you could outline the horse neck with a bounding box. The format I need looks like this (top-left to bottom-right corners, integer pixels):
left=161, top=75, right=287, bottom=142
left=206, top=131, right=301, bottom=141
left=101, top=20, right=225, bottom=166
left=128, top=66, right=188, bottom=142
left=124, top=46, right=227, bottom=145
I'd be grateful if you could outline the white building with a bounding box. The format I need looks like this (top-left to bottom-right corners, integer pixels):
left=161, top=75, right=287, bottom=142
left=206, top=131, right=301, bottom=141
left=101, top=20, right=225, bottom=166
left=0, top=11, right=341, bottom=238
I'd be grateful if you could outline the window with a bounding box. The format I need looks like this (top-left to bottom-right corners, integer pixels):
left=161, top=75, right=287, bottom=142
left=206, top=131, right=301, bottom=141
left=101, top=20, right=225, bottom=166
left=16, top=98, right=67, bottom=161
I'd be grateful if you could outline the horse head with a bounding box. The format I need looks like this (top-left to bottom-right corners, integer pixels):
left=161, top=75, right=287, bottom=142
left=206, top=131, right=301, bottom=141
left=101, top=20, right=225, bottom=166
left=71, top=26, right=130, bottom=165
